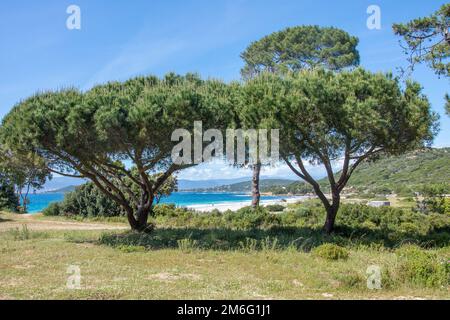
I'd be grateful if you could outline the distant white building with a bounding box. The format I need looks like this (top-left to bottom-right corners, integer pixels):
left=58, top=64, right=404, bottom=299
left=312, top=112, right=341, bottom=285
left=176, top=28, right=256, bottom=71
left=368, top=201, right=391, bottom=207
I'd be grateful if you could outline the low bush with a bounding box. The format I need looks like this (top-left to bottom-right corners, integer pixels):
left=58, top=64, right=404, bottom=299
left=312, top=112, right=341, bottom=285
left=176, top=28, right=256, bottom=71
left=390, top=245, right=449, bottom=288
left=0, top=179, right=19, bottom=212
left=337, top=272, right=364, bottom=288
left=43, top=182, right=124, bottom=217
left=264, top=204, right=285, bottom=212
left=43, top=202, right=61, bottom=216
left=312, top=243, right=349, bottom=260
left=222, top=206, right=280, bottom=230
left=116, top=245, right=147, bottom=253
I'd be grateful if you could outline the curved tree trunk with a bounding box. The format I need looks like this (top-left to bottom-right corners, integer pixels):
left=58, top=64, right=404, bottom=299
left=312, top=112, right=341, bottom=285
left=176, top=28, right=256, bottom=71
left=323, top=193, right=340, bottom=234
left=251, top=162, right=261, bottom=208
left=124, top=204, right=154, bottom=233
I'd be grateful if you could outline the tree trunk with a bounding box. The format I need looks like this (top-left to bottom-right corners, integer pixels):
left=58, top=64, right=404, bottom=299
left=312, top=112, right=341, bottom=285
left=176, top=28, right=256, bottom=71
left=251, top=162, right=261, bottom=208
left=135, top=206, right=154, bottom=233
left=323, top=194, right=340, bottom=234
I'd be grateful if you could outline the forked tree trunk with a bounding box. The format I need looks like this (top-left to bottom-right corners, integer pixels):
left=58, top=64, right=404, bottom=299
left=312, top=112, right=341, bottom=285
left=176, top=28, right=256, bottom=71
left=251, top=162, right=261, bottom=208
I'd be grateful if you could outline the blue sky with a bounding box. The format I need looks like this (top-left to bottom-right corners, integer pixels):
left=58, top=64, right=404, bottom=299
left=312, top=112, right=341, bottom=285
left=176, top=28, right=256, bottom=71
left=0, top=0, right=448, bottom=180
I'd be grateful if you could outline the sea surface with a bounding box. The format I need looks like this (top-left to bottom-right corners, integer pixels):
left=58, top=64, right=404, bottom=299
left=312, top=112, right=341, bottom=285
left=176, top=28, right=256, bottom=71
left=27, top=192, right=292, bottom=213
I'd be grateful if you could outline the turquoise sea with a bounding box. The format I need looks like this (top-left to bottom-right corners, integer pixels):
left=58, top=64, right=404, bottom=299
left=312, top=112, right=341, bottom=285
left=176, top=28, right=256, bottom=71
left=27, top=192, right=291, bottom=213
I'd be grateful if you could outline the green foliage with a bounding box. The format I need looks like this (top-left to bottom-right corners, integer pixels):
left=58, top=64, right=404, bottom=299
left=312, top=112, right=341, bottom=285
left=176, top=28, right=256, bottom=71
left=43, top=182, right=124, bottom=217
left=240, top=68, right=437, bottom=232
left=42, top=202, right=61, bottom=216
left=116, top=245, right=147, bottom=253
left=43, top=176, right=177, bottom=219
left=417, top=183, right=450, bottom=215
left=177, top=238, right=199, bottom=252
left=239, top=25, right=360, bottom=208
left=223, top=206, right=280, bottom=230
left=0, top=146, right=50, bottom=213
left=0, top=73, right=235, bottom=230
left=0, top=175, right=18, bottom=212
left=390, top=245, right=449, bottom=288
left=312, top=243, right=349, bottom=260
left=393, top=4, right=450, bottom=78
left=241, top=25, right=359, bottom=79
left=264, top=204, right=285, bottom=212
left=337, top=272, right=364, bottom=288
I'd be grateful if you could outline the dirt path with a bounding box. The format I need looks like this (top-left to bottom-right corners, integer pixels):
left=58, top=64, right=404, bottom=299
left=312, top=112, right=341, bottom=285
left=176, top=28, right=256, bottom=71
left=0, top=214, right=128, bottom=231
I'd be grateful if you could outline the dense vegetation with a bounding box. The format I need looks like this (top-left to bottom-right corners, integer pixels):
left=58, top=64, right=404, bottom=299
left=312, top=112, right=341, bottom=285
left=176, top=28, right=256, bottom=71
left=44, top=182, right=124, bottom=217
left=45, top=183, right=450, bottom=250
left=0, top=176, right=18, bottom=212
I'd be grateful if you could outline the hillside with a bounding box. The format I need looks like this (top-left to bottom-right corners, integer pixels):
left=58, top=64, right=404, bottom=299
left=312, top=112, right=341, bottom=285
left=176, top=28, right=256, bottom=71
left=344, top=148, right=450, bottom=195
left=190, top=179, right=295, bottom=192
left=267, top=148, right=450, bottom=196
left=45, top=185, right=78, bottom=194
left=178, top=178, right=250, bottom=190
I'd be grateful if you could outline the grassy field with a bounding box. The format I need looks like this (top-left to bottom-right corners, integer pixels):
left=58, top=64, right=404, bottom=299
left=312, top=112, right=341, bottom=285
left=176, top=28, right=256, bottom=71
left=0, top=211, right=448, bottom=300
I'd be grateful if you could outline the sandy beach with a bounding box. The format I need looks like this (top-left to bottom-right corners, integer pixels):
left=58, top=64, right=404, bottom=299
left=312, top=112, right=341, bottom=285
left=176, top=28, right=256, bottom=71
left=185, top=195, right=311, bottom=212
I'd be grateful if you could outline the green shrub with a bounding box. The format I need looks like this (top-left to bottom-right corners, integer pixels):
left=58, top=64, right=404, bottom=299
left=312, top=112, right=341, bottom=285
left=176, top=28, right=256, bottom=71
left=116, top=245, right=147, bottom=253
left=153, top=204, right=178, bottom=217
left=264, top=204, right=285, bottom=212
left=312, top=243, right=349, bottom=260
left=0, top=178, right=19, bottom=212
left=223, top=206, right=280, bottom=230
left=398, top=222, right=422, bottom=235
left=43, top=202, right=61, bottom=216
left=42, top=182, right=124, bottom=217
left=393, top=245, right=449, bottom=288
left=337, top=272, right=364, bottom=288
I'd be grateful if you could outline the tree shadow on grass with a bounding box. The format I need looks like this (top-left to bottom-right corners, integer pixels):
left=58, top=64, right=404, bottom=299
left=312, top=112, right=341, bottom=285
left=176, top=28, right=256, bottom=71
left=0, top=216, right=12, bottom=223
left=96, top=225, right=450, bottom=251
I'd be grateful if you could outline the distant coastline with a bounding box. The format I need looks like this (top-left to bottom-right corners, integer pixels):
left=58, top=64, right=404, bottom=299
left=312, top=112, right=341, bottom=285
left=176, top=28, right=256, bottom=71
left=27, top=192, right=306, bottom=214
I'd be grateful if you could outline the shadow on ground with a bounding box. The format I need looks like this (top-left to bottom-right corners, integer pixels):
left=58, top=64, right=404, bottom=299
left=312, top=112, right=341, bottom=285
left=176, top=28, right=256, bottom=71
left=94, top=225, right=450, bottom=251
left=0, top=217, right=12, bottom=223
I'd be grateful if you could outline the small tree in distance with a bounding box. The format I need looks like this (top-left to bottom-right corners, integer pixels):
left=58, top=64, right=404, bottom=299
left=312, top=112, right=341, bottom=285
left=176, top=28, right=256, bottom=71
left=0, top=148, right=49, bottom=212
